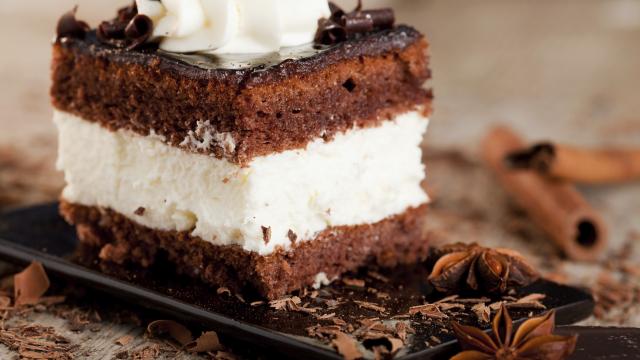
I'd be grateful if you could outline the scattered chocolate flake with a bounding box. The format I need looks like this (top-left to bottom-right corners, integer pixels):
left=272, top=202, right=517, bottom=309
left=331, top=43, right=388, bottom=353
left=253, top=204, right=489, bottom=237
left=270, top=296, right=319, bottom=314
left=216, top=287, right=231, bottom=296
left=315, top=1, right=395, bottom=45
left=331, top=332, right=363, bottom=360
left=0, top=324, right=77, bottom=360
left=250, top=301, right=265, bottom=307
left=353, top=301, right=386, bottom=314
left=343, top=278, right=365, bottom=288
left=394, top=322, right=414, bottom=343
left=428, top=243, right=539, bottom=294
left=56, top=6, right=89, bottom=40
left=147, top=320, right=192, bottom=346
left=367, top=271, right=389, bottom=283
left=14, top=262, right=50, bottom=306
left=130, top=344, right=161, bottom=360
left=451, top=305, right=577, bottom=360
left=408, top=304, right=448, bottom=319
left=185, top=331, right=223, bottom=353
left=307, top=324, right=342, bottom=338
left=261, top=226, right=271, bottom=245
left=287, top=229, right=298, bottom=244
left=471, top=303, right=490, bottom=323
left=134, top=207, right=145, bottom=216
left=316, top=312, right=336, bottom=320
left=115, top=335, right=133, bottom=346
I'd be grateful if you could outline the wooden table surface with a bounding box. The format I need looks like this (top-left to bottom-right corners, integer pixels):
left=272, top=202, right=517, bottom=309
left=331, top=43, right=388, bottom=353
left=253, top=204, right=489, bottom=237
left=1, top=0, right=639, bottom=358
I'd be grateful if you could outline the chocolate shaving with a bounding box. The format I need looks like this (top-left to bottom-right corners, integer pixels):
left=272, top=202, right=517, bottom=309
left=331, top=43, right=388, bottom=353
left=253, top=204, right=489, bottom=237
left=216, top=287, right=231, bottom=296
left=115, top=335, right=133, bottom=346
left=331, top=332, right=363, bottom=360
left=472, top=303, right=490, bottom=323
left=0, top=324, right=77, bottom=359
left=353, top=300, right=386, bottom=314
left=14, top=262, right=50, bottom=306
left=315, top=1, right=395, bottom=45
left=343, top=278, right=365, bottom=287
left=147, top=320, right=192, bottom=346
left=56, top=6, right=89, bottom=40
left=408, top=304, right=448, bottom=319
left=185, top=331, right=223, bottom=353
left=134, top=207, right=145, bottom=216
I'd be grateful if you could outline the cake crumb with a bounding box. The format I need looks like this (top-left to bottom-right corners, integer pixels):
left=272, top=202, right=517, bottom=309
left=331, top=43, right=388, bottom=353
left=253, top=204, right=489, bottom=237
left=261, top=226, right=271, bottom=244
left=287, top=229, right=298, bottom=244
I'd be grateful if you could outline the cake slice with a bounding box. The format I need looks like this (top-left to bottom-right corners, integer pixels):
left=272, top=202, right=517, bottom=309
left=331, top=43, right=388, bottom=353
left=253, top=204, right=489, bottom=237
left=52, top=1, right=433, bottom=299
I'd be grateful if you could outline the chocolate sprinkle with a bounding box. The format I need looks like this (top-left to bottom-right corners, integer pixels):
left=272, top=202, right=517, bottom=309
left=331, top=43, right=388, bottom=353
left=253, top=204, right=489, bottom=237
left=315, top=1, right=395, bottom=45
left=56, top=7, right=89, bottom=40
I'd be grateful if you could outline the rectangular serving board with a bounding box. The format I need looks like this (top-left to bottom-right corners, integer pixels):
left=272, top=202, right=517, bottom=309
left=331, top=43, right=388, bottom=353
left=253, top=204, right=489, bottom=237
left=0, top=203, right=594, bottom=359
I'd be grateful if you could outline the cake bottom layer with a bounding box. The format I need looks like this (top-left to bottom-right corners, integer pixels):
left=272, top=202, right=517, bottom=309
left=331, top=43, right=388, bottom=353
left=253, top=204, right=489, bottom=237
left=60, top=201, right=430, bottom=300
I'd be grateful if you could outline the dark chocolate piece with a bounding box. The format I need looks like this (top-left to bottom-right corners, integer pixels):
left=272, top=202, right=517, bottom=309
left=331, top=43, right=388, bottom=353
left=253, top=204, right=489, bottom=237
left=315, top=1, right=395, bottom=45
left=56, top=7, right=89, bottom=40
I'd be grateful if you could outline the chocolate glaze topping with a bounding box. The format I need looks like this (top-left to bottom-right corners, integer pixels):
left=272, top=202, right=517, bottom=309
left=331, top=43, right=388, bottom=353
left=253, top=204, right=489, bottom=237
left=60, top=25, right=423, bottom=83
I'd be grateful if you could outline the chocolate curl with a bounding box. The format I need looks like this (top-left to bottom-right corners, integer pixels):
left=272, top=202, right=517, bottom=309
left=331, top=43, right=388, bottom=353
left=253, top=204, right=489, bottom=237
left=315, top=18, right=347, bottom=45
left=56, top=6, right=89, bottom=40
left=507, top=143, right=640, bottom=185
left=14, top=262, right=50, bottom=306
left=125, top=15, right=154, bottom=50
left=97, top=2, right=151, bottom=51
left=316, top=1, right=395, bottom=45
left=482, top=127, right=608, bottom=261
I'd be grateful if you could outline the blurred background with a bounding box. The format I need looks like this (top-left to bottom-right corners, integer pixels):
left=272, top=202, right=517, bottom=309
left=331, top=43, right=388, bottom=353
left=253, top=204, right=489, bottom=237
left=1, top=0, right=639, bottom=208
left=0, top=0, right=639, bottom=357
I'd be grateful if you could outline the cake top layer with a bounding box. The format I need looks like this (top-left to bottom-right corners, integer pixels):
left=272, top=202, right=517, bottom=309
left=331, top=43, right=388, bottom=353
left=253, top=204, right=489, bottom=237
left=57, top=25, right=423, bottom=83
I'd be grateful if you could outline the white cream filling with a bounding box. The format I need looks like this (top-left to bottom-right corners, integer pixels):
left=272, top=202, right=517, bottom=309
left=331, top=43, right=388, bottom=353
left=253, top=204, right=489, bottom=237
left=55, top=110, right=429, bottom=255
left=136, top=0, right=331, bottom=54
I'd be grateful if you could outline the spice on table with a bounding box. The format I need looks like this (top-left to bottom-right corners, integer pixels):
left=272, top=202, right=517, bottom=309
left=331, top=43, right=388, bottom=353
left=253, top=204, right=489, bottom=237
left=482, top=127, right=608, bottom=261
left=428, top=243, right=539, bottom=294
left=506, top=142, right=640, bottom=184
left=451, top=304, right=577, bottom=360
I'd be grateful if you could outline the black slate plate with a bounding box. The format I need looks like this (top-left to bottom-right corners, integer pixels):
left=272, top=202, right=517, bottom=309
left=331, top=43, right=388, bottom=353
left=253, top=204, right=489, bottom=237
left=556, top=327, right=640, bottom=359
left=0, top=203, right=595, bottom=359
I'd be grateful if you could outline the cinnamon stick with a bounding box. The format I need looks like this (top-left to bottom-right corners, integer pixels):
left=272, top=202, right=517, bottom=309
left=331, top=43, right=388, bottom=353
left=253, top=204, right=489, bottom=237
left=506, top=143, right=640, bottom=184
left=482, top=127, right=608, bottom=261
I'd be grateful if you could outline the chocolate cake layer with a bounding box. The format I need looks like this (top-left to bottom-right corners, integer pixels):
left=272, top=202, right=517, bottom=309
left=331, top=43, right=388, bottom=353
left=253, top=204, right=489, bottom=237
left=60, top=202, right=430, bottom=300
left=51, top=26, right=432, bottom=165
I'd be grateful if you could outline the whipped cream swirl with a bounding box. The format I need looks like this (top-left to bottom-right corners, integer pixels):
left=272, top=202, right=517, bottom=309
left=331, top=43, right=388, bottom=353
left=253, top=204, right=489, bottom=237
left=136, top=0, right=331, bottom=54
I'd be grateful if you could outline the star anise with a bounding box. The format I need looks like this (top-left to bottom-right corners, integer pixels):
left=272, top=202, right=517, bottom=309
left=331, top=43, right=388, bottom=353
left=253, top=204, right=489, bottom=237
left=428, top=243, right=539, bottom=294
left=451, top=304, right=577, bottom=360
